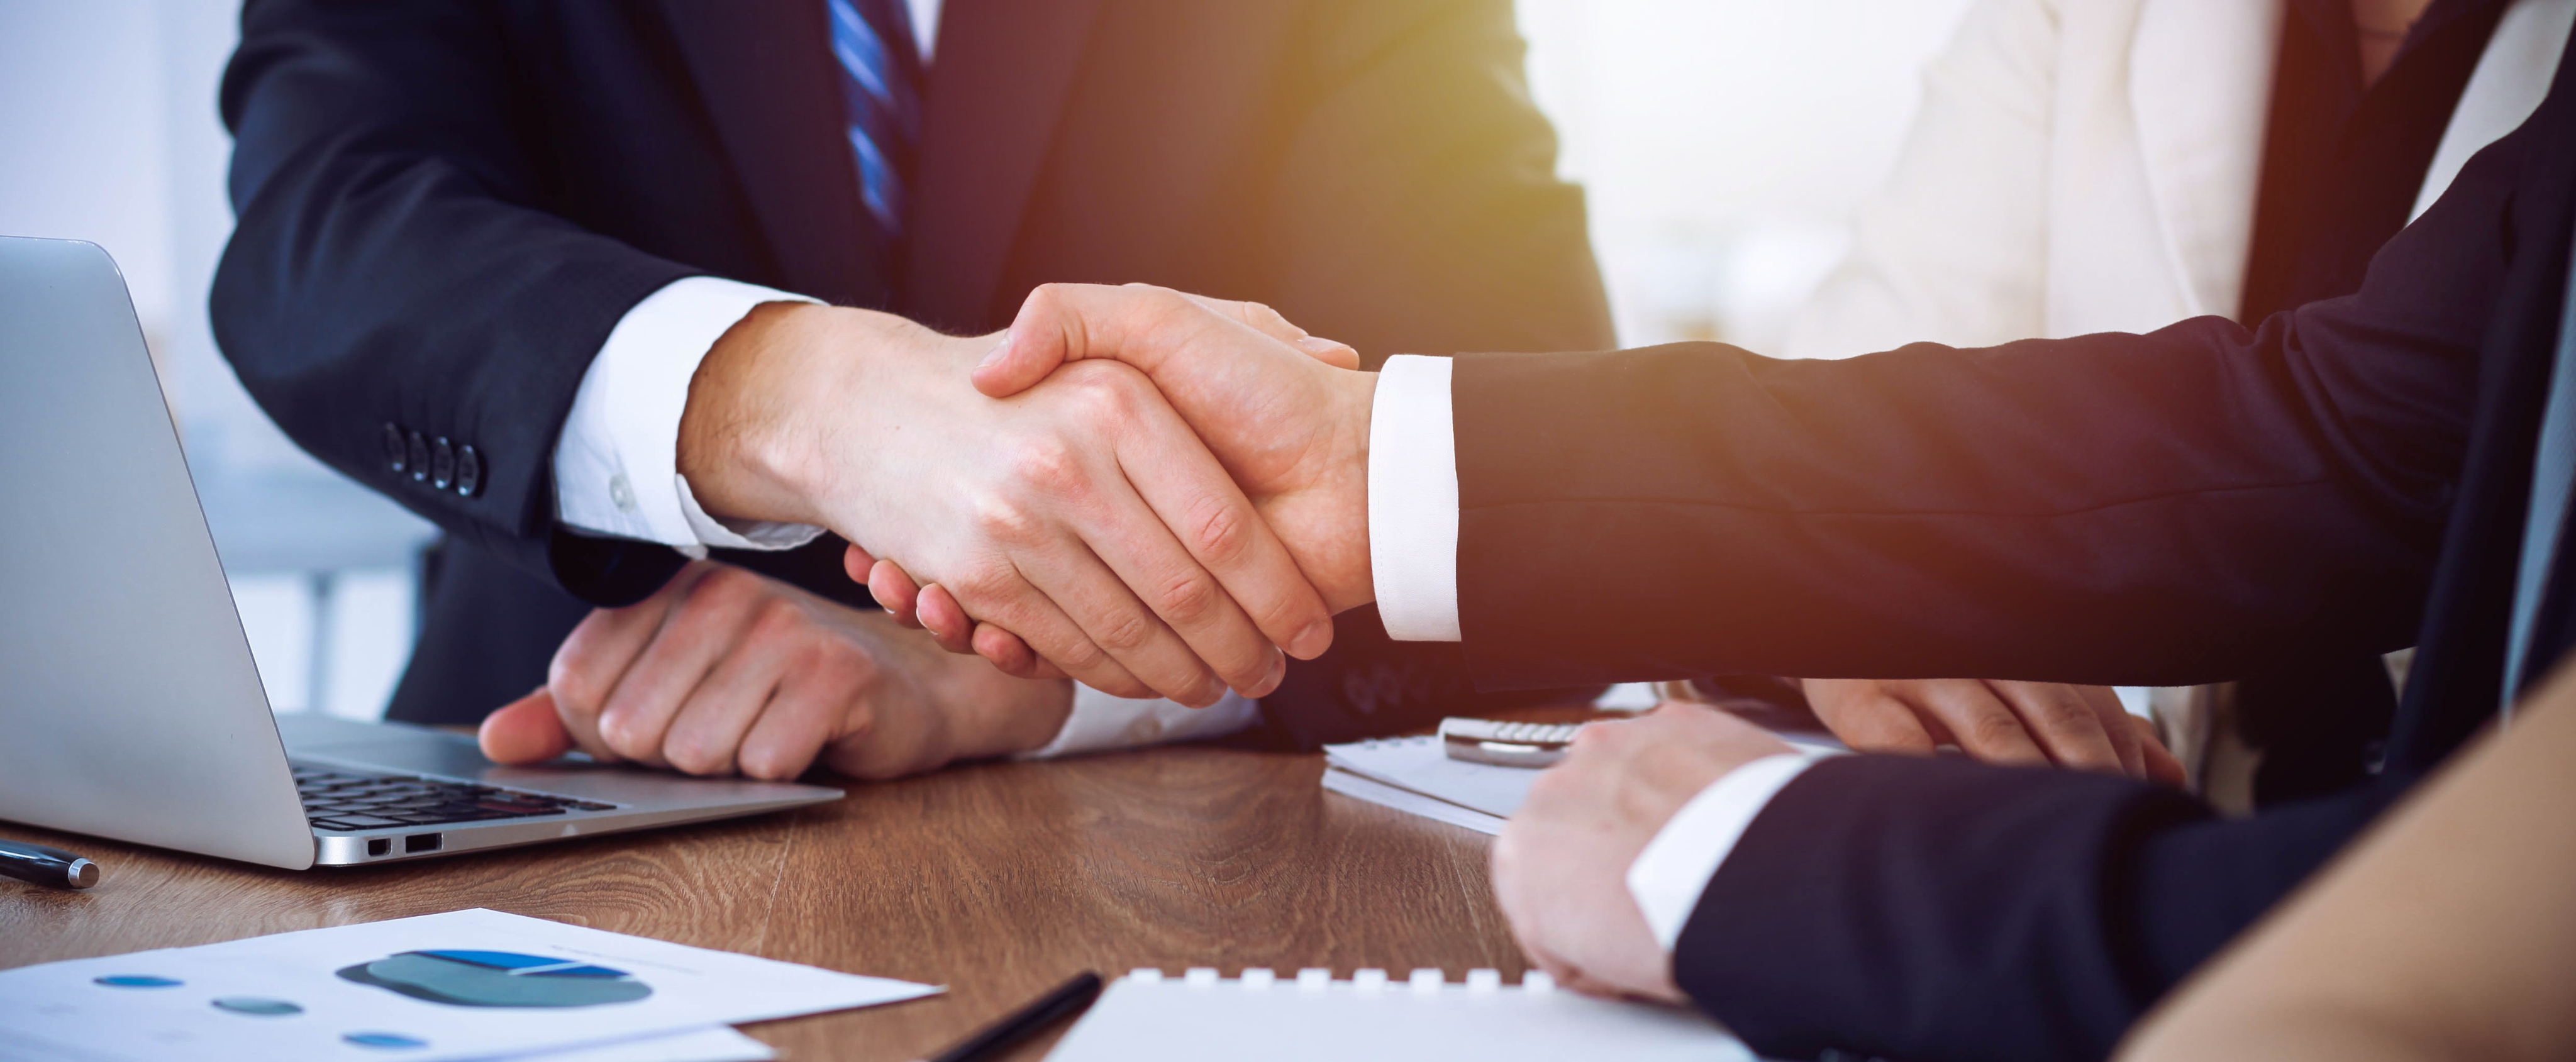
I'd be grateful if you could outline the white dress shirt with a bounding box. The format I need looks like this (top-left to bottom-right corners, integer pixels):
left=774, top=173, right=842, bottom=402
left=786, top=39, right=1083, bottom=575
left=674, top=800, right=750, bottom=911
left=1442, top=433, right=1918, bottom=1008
left=547, top=0, right=1259, bottom=758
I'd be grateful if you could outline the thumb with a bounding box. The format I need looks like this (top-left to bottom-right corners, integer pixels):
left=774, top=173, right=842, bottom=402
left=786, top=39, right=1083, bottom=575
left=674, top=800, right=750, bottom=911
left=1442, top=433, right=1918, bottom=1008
left=480, top=688, right=577, bottom=765
left=972, top=282, right=1206, bottom=399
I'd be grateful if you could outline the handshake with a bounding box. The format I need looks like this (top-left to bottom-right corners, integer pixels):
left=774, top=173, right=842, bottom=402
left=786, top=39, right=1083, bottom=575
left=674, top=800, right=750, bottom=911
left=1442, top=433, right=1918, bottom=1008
left=477, top=283, right=1402, bottom=777
left=692, top=282, right=1385, bottom=704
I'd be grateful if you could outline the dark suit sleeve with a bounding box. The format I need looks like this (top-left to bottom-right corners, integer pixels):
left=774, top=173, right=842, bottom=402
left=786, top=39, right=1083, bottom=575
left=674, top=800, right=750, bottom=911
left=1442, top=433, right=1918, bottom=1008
left=1263, top=0, right=1615, bottom=358
left=213, top=0, right=698, bottom=605
left=1674, top=755, right=2409, bottom=1062
left=1446, top=109, right=2525, bottom=690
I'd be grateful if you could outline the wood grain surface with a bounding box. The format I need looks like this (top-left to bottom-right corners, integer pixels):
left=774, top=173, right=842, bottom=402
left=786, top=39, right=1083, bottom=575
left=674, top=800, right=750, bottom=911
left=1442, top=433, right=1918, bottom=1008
left=0, top=745, right=1533, bottom=1061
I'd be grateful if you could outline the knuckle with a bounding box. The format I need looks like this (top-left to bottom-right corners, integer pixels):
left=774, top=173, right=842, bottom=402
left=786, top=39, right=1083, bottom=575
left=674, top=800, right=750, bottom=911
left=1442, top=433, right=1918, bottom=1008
left=547, top=659, right=602, bottom=717
left=1091, top=609, right=1157, bottom=654
left=1969, top=711, right=2031, bottom=749
left=663, top=733, right=727, bottom=776
left=971, top=492, right=1048, bottom=547
left=749, top=597, right=808, bottom=641
left=999, top=436, right=1091, bottom=502
left=1187, top=499, right=1255, bottom=567
left=1152, top=570, right=1223, bottom=627
left=1046, top=636, right=1111, bottom=677
left=948, top=560, right=1018, bottom=607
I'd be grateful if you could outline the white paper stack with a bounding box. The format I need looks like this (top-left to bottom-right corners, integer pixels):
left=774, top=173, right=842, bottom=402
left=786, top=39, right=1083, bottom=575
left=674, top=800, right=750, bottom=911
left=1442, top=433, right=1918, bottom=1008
left=1323, top=729, right=1845, bottom=835
left=0, top=909, right=938, bottom=1062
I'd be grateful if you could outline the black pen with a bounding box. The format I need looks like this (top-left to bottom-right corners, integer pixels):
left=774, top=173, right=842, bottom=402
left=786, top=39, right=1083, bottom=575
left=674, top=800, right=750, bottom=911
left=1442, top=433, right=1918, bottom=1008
left=921, top=970, right=1103, bottom=1062
left=0, top=838, right=101, bottom=890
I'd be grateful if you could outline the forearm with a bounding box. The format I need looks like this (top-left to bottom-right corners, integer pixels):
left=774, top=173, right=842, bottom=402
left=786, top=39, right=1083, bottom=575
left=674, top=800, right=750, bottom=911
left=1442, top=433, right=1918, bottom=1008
left=1448, top=324, right=2452, bottom=689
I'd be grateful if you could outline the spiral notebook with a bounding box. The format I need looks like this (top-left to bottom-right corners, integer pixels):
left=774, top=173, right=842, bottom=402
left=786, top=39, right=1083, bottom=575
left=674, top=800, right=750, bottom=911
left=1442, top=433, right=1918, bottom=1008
left=1044, top=967, right=1753, bottom=1061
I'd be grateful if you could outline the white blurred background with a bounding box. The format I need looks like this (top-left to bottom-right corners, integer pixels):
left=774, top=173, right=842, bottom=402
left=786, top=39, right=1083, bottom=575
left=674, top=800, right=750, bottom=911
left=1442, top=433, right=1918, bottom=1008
left=0, top=0, right=1976, bottom=721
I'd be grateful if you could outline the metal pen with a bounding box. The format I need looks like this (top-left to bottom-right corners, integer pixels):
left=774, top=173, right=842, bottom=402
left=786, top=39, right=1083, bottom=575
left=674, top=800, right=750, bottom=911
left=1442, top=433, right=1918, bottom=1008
left=0, top=838, right=102, bottom=890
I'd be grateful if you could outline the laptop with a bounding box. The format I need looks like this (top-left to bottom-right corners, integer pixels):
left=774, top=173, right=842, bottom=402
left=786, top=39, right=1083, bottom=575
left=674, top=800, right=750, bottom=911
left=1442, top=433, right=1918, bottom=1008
left=0, top=236, right=843, bottom=870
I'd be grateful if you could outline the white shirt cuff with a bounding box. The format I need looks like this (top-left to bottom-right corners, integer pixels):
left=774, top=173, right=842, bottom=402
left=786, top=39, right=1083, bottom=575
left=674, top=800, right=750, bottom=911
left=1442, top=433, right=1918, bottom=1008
left=554, top=276, right=828, bottom=558
left=1016, top=685, right=1262, bottom=759
left=1624, top=753, right=1816, bottom=950
left=1367, top=355, right=1461, bottom=641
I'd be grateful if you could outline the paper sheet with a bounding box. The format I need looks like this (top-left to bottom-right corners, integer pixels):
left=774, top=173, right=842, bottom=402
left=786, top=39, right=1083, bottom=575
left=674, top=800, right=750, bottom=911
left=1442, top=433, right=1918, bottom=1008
left=1323, top=730, right=1845, bottom=829
left=0, top=909, right=933, bottom=1062
left=1321, top=767, right=1506, bottom=834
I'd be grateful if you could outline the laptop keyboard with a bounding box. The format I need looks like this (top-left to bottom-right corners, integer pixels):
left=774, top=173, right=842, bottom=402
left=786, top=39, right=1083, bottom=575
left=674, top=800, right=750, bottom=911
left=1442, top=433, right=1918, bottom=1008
left=292, top=765, right=617, bottom=833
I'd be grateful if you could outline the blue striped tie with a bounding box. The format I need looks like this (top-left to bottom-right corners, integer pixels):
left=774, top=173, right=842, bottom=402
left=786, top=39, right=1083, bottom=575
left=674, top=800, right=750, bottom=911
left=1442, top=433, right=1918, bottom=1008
left=826, top=0, right=923, bottom=236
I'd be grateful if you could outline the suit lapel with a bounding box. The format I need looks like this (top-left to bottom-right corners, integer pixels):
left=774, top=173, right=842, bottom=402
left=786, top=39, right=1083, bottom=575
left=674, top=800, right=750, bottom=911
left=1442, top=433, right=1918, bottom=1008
left=2127, top=0, right=2285, bottom=318
left=904, top=0, right=1106, bottom=331
left=654, top=0, right=884, bottom=306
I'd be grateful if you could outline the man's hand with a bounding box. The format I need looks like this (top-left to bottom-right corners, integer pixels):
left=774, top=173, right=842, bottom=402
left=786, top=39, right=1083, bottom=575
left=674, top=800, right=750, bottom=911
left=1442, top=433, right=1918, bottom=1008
left=477, top=561, right=1072, bottom=780
left=1492, top=703, right=1794, bottom=1004
left=1801, top=678, right=2185, bottom=784
left=867, top=284, right=1384, bottom=676
left=675, top=300, right=1340, bottom=706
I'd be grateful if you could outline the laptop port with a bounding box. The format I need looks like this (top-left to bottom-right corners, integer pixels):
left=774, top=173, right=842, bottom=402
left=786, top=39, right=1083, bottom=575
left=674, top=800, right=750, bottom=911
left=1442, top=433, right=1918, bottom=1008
left=404, top=833, right=442, bottom=854
left=365, top=838, right=391, bottom=857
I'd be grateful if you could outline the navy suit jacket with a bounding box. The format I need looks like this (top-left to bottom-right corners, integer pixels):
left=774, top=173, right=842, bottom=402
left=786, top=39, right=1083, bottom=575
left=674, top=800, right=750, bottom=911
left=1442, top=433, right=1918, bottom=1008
left=1446, top=26, right=2576, bottom=1062
left=211, top=0, right=1612, bottom=726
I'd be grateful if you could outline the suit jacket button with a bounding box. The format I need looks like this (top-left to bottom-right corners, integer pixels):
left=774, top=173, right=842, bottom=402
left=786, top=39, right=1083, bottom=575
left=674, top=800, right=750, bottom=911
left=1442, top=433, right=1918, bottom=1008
left=430, top=438, right=457, bottom=490
left=406, top=431, right=430, bottom=483
left=380, top=423, right=408, bottom=472
left=455, top=445, right=482, bottom=497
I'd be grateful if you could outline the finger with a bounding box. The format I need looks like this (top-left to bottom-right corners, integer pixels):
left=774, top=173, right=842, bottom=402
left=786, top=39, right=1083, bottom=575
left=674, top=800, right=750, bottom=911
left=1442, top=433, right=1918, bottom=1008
left=913, top=582, right=977, bottom=654
left=1083, top=444, right=1298, bottom=697
left=951, top=558, right=1159, bottom=699
left=738, top=664, right=852, bottom=782
left=1913, top=680, right=2051, bottom=768
left=853, top=549, right=919, bottom=627
left=479, top=689, right=576, bottom=765
left=1178, top=293, right=1360, bottom=368
left=2133, top=714, right=2189, bottom=787
left=969, top=622, right=1071, bottom=682
left=976, top=283, right=1275, bottom=399
left=657, top=602, right=807, bottom=776
left=1802, top=680, right=1938, bottom=756
left=1108, top=380, right=1335, bottom=663
left=1994, top=681, right=2129, bottom=776
left=997, top=517, right=1231, bottom=705
left=596, top=568, right=766, bottom=766
left=547, top=566, right=711, bottom=762
left=2073, top=684, right=2148, bottom=778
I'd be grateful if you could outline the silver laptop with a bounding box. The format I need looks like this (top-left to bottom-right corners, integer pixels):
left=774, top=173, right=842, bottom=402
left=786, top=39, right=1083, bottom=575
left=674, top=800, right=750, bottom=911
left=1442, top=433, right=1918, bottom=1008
left=0, top=236, right=841, bottom=870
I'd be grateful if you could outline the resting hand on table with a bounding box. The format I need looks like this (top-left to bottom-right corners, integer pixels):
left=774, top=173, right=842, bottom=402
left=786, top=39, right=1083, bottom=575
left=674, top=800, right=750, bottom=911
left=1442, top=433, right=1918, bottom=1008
left=675, top=299, right=1346, bottom=706
left=1491, top=702, right=1792, bottom=1004
left=1801, top=678, right=2183, bottom=783
left=477, top=561, right=1072, bottom=780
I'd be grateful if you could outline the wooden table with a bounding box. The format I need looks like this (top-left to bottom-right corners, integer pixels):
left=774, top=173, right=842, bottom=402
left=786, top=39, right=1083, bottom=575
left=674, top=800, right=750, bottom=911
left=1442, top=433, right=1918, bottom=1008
left=0, top=745, right=1530, bottom=1060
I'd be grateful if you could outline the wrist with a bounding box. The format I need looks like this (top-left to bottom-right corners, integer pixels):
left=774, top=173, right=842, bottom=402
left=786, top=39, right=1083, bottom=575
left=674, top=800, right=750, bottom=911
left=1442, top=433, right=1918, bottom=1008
left=679, top=301, right=833, bottom=526
left=680, top=303, right=975, bottom=529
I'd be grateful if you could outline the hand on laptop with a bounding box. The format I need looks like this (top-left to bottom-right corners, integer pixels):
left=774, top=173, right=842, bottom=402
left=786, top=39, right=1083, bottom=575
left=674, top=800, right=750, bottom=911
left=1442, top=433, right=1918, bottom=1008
left=861, top=284, right=1383, bottom=677
left=477, top=561, right=1072, bottom=780
left=1492, top=703, right=1792, bottom=1004
left=1800, top=678, right=2184, bottom=783
left=672, top=299, right=1350, bottom=707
